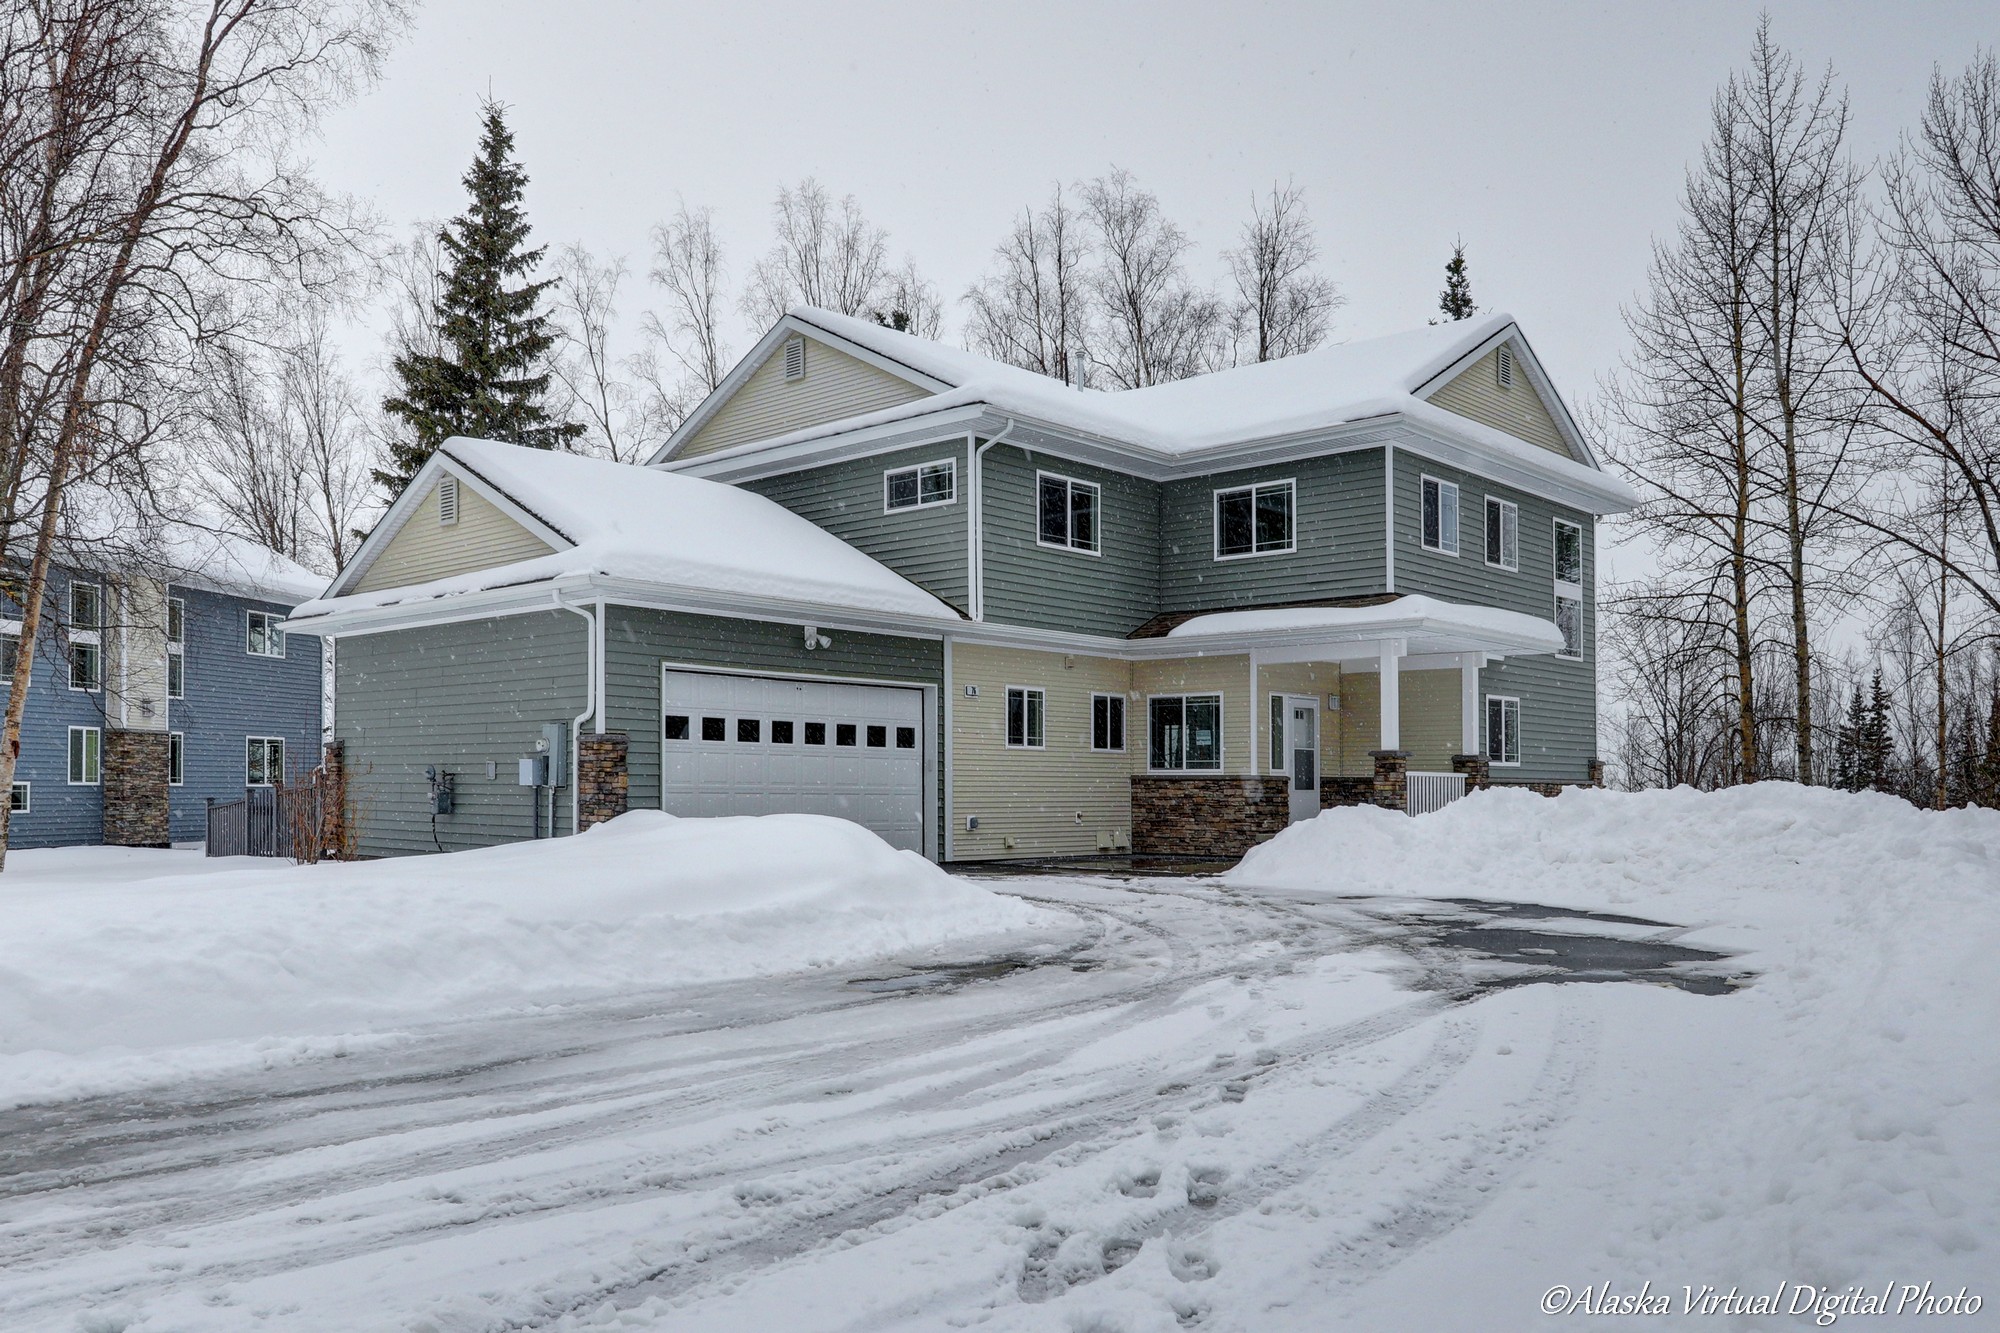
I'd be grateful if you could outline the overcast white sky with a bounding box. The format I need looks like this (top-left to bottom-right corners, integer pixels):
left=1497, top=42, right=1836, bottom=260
left=313, top=0, right=1993, bottom=438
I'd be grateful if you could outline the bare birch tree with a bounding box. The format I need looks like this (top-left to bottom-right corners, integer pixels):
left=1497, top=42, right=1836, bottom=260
left=741, top=178, right=892, bottom=326
left=1223, top=180, right=1342, bottom=362
left=548, top=243, right=665, bottom=463
left=963, top=185, right=1092, bottom=385
left=1081, top=169, right=1226, bottom=388
left=0, top=0, right=402, bottom=866
left=645, top=202, right=730, bottom=395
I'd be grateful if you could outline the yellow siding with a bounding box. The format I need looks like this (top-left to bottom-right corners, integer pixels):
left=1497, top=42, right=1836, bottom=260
left=1428, top=344, right=1574, bottom=458
left=950, top=643, right=1133, bottom=860
left=677, top=336, right=931, bottom=460
left=1401, top=668, right=1462, bottom=772
left=352, top=479, right=555, bottom=594
left=1130, top=655, right=1254, bottom=776
left=1337, top=671, right=1381, bottom=776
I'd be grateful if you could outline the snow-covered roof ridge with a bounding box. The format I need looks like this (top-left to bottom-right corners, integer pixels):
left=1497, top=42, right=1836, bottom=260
left=298, top=438, right=963, bottom=624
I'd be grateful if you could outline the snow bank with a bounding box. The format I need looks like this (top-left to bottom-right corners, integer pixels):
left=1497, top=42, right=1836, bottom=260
left=0, top=812, right=1054, bottom=1104
left=1227, top=784, right=2000, bottom=1303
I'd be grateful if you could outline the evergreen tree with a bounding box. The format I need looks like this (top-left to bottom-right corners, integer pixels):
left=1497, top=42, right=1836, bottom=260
left=1434, top=239, right=1476, bottom=322
left=1833, top=685, right=1865, bottom=791
left=1859, top=670, right=1894, bottom=792
left=379, top=101, right=581, bottom=494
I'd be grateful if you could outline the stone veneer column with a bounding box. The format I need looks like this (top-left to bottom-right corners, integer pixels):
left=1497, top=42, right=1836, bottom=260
left=1451, top=753, right=1492, bottom=791
left=1370, top=749, right=1410, bottom=811
left=103, top=730, right=171, bottom=848
left=577, top=732, right=629, bottom=830
left=1586, top=758, right=1606, bottom=787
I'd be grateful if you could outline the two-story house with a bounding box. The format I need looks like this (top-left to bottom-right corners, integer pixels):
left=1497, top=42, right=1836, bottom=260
left=5, top=529, right=326, bottom=848
left=290, top=308, right=1634, bottom=861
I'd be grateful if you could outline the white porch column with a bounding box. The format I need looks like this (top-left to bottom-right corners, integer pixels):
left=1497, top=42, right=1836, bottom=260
left=1248, top=649, right=1261, bottom=772
left=1378, top=638, right=1404, bottom=751
left=1460, top=653, right=1482, bottom=755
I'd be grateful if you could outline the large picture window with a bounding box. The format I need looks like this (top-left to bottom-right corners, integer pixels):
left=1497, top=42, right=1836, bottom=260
left=1149, top=694, right=1222, bottom=772
left=1485, top=696, right=1520, bottom=767
left=1214, top=480, right=1294, bottom=558
left=1421, top=476, right=1460, bottom=555
left=1005, top=686, right=1045, bottom=748
left=884, top=458, right=956, bottom=511
left=1037, top=473, right=1100, bottom=553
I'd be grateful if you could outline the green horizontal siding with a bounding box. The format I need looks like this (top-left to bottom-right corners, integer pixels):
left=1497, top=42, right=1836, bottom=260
left=335, top=611, right=586, bottom=857
left=743, top=442, right=970, bottom=613
left=1159, top=448, right=1387, bottom=614
left=601, top=606, right=943, bottom=819
left=1392, top=455, right=1597, bottom=782
left=981, top=445, right=1161, bottom=636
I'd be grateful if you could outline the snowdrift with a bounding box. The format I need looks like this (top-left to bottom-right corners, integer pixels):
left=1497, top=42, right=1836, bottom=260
left=0, top=812, right=1054, bottom=1103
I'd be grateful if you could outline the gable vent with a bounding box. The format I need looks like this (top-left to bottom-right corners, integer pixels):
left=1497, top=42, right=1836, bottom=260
left=437, top=475, right=460, bottom=526
left=783, top=337, right=807, bottom=382
left=1495, top=345, right=1515, bottom=389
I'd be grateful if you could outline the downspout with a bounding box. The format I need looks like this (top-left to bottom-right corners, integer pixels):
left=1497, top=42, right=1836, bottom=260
left=968, top=419, right=1019, bottom=621
left=555, top=593, right=597, bottom=836
left=1383, top=443, right=1396, bottom=594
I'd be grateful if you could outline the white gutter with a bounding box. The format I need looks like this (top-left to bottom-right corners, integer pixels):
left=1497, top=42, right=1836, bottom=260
left=555, top=593, right=598, bottom=836
left=969, top=419, right=1018, bottom=620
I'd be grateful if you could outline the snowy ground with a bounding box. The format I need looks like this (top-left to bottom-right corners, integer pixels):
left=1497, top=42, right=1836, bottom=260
left=0, top=787, right=1995, bottom=1331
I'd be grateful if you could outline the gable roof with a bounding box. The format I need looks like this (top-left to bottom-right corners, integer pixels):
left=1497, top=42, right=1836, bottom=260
left=299, top=438, right=961, bottom=628
left=650, top=308, right=1631, bottom=511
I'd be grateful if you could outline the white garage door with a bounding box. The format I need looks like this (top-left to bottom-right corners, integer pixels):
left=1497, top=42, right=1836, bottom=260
left=660, top=669, right=926, bottom=852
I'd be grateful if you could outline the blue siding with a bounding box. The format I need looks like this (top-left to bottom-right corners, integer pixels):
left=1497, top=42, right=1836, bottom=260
left=165, top=585, right=325, bottom=842
left=6, top=568, right=114, bottom=847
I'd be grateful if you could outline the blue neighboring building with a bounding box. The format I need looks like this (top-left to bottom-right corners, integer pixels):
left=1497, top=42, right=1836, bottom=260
left=4, top=532, right=325, bottom=849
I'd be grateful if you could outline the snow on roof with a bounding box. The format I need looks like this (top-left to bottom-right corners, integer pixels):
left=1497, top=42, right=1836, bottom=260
left=52, top=482, right=328, bottom=603
left=156, top=527, right=328, bottom=604
left=297, top=438, right=961, bottom=623
left=737, top=311, right=1633, bottom=513
left=1165, top=595, right=1566, bottom=654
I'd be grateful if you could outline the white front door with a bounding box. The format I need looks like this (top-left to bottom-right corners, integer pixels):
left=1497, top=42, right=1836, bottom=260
left=660, top=668, right=926, bottom=852
left=1287, top=697, right=1319, bottom=824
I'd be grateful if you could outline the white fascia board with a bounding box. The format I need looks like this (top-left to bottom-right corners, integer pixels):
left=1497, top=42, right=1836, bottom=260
left=649, top=314, right=954, bottom=467
left=1391, top=420, right=1634, bottom=515
left=670, top=405, right=990, bottom=482
left=1410, top=321, right=1602, bottom=471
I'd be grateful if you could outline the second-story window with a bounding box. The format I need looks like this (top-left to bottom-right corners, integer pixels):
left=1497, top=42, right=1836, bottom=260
left=1554, top=519, right=1585, bottom=659
left=1421, top=477, right=1460, bottom=555
left=1485, top=497, right=1519, bottom=570
left=1037, top=472, right=1100, bottom=554
left=884, top=459, right=956, bottom=511
left=1214, top=480, right=1295, bottom=558
left=167, top=596, right=186, bottom=699
left=67, top=581, right=102, bottom=692
left=246, top=610, right=285, bottom=658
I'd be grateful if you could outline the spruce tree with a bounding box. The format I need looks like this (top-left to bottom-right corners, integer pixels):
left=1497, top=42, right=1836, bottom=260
left=379, top=101, right=581, bottom=494
left=1435, top=240, right=1476, bottom=322
left=1860, top=670, right=1894, bottom=792
left=1833, top=686, right=1864, bottom=791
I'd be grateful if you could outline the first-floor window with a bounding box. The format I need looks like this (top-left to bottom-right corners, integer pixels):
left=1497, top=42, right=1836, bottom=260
left=246, top=735, right=284, bottom=786
left=9, top=781, right=28, bottom=814
left=1006, top=686, right=1045, bottom=748
left=1091, top=693, right=1125, bottom=751
left=1555, top=595, right=1584, bottom=659
left=168, top=732, right=184, bottom=786
left=67, top=726, right=101, bottom=785
left=1486, top=696, right=1520, bottom=767
left=1149, top=694, right=1222, bottom=772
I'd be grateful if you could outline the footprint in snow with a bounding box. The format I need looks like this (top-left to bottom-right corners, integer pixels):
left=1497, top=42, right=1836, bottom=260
left=1186, top=1165, right=1228, bottom=1209
left=1168, top=1243, right=1222, bottom=1282
left=1116, top=1166, right=1161, bottom=1198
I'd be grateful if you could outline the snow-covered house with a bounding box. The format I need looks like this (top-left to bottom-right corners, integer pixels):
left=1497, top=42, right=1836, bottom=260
left=290, top=309, right=1635, bottom=860
left=5, top=531, right=326, bottom=848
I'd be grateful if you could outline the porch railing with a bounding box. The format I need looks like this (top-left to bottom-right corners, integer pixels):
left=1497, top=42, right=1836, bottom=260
left=1405, top=771, right=1467, bottom=816
left=206, top=787, right=314, bottom=857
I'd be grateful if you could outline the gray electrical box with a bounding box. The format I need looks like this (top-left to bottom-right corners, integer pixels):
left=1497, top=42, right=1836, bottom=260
left=517, top=754, right=548, bottom=787
left=541, top=723, right=568, bottom=788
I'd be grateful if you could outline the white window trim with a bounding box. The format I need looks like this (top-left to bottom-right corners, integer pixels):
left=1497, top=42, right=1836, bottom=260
left=10, top=780, right=29, bottom=814
left=1145, top=691, right=1227, bottom=775
left=1420, top=475, right=1460, bottom=556
left=168, top=731, right=185, bottom=786
left=246, top=735, right=285, bottom=787
left=1553, top=517, right=1585, bottom=661
left=1211, top=479, right=1298, bottom=561
left=1004, top=685, right=1046, bottom=749
left=0, top=620, right=20, bottom=687
left=67, top=638, right=101, bottom=693
left=1090, top=692, right=1127, bottom=753
left=1484, top=496, right=1520, bottom=572
left=245, top=610, right=286, bottom=659
left=882, top=457, right=958, bottom=513
left=1485, top=694, right=1521, bottom=767
left=166, top=595, right=186, bottom=646
left=68, top=580, right=103, bottom=635
left=67, top=725, right=101, bottom=785
left=1035, top=470, right=1103, bottom=556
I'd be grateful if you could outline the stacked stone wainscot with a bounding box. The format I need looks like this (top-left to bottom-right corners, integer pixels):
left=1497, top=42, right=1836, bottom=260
left=1130, top=775, right=1289, bottom=858
left=102, top=730, right=171, bottom=848
left=578, top=731, right=629, bottom=830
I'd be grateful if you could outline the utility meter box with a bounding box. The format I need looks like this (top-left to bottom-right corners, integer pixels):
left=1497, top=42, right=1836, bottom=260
left=518, top=754, right=549, bottom=787
left=540, top=723, right=568, bottom=788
